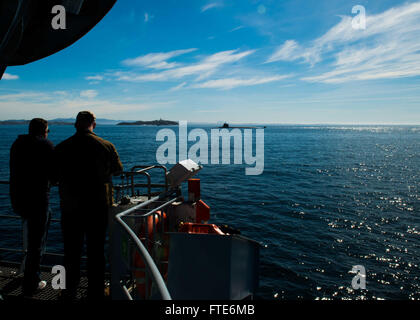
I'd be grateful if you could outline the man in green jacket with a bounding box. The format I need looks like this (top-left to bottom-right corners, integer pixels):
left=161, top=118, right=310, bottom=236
left=55, top=111, right=123, bottom=300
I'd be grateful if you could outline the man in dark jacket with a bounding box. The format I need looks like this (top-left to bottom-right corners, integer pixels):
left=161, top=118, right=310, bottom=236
left=55, top=111, right=123, bottom=300
left=9, top=118, right=54, bottom=295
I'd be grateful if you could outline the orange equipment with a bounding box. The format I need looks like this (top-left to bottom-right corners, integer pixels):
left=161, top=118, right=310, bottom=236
left=133, top=211, right=169, bottom=299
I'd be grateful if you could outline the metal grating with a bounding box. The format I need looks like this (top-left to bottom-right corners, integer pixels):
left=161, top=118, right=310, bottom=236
left=0, top=263, right=89, bottom=301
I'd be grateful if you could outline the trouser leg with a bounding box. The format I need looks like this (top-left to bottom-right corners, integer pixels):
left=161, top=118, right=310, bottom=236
left=86, top=212, right=107, bottom=300
left=61, top=213, right=84, bottom=298
left=23, top=208, right=49, bottom=293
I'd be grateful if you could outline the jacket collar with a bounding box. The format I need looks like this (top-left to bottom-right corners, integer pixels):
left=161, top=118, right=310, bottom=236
left=76, top=129, right=96, bottom=136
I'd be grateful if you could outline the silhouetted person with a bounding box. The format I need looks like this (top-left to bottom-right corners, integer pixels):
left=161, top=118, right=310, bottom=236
left=55, top=111, right=123, bottom=300
left=9, top=118, right=54, bottom=295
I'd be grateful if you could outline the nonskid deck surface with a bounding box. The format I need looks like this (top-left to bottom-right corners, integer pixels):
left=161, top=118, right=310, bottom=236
left=0, top=262, right=92, bottom=301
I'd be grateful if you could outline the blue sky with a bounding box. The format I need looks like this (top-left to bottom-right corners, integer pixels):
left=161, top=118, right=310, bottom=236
left=1, top=0, right=420, bottom=124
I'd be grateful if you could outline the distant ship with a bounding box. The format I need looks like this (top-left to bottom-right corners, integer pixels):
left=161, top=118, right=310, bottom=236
left=218, top=122, right=266, bottom=129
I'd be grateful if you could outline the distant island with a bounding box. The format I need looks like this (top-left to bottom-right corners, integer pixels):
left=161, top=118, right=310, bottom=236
left=218, top=122, right=266, bottom=129
left=117, top=119, right=178, bottom=126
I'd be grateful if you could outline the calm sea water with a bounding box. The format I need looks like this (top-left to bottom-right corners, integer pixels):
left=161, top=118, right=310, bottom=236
left=0, top=124, right=419, bottom=300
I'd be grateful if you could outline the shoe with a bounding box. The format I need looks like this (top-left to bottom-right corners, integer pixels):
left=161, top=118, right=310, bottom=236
left=38, top=280, right=47, bottom=290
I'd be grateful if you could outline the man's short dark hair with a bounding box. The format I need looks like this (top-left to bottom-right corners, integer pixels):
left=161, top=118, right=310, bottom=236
left=29, top=118, right=48, bottom=136
left=75, top=111, right=96, bottom=131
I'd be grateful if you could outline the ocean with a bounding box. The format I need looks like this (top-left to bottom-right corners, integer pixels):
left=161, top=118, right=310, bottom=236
left=0, top=124, right=419, bottom=300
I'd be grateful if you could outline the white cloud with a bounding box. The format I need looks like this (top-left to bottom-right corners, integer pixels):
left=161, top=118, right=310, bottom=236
left=54, top=91, right=68, bottom=96
left=192, top=75, right=290, bottom=90
left=85, top=75, right=104, bottom=81
left=0, top=90, right=154, bottom=119
left=122, top=48, right=197, bottom=69
left=230, top=25, right=244, bottom=32
left=0, top=92, right=50, bottom=101
left=266, top=40, right=301, bottom=63
left=201, top=2, right=223, bottom=13
left=2, top=73, right=19, bottom=80
left=117, top=49, right=255, bottom=82
left=144, top=12, right=152, bottom=22
left=80, top=90, right=98, bottom=99
left=268, top=2, right=420, bottom=83
left=169, top=82, right=187, bottom=91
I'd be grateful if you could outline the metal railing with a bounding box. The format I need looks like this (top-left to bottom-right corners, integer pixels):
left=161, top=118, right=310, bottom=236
left=108, top=165, right=179, bottom=300
left=0, top=180, right=63, bottom=266
left=113, top=190, right=180, bottom=300
left=114, top=165, right=168, bottom=201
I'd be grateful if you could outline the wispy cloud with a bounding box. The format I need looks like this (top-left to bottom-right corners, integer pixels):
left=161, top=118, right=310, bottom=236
left=0, top=90, right=154, bottom=119
left=267, top=2, right=420, bottom=83
left=122, top=48, right=197, bottom=69
left=80, top=90, right=98, bottom=99
left=85, top=75, right=104, bottom=81
left=2, top=73, right=19, bottom=80
left=266, top=40, right=301, bottom=63
left=144, top=12, right=154, bottom=22
left=0, top=92, right=50, bottom=101
left=229, top=25, right=245, bottom=32
left=191, top=75, right=290, bottom=90
left=54, top=91, right=68, bottom=96
left=201, top=2, right=223, bottom=13
left=117, top=49, right=255, bottom=82
left=169, top=82, right=187, bottom=91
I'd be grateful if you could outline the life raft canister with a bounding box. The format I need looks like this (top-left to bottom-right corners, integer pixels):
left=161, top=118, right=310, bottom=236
left=133, top=210, right=169, bottom=299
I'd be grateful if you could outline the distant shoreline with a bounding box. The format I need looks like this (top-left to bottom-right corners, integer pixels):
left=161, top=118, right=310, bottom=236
left=0, top=120, right=73, bottom=125
left=0, top=119, right=179, bottom=126
left=117, top=120, right=178, bottom=126
left=0, top=120, right=419, bottom=126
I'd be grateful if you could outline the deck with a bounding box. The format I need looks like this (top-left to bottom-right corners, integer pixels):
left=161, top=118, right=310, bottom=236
left=0, top=261, right=93, bottom=301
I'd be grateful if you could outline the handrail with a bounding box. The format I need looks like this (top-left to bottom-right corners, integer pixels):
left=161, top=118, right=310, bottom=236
left=0, top=182, right=63, bottom=260
left=0, top=213, right=87, bottom=259
left=114, top=192, right=178, bottom=300
left=124, top=197, right=180, bottom=219
left=112, top=165, right=168, bottom=201
left=130, top=165, right=168, bottom=191
left=122, top=285, right=134, bottom=301
left=128, top=171, right=151, bottom=198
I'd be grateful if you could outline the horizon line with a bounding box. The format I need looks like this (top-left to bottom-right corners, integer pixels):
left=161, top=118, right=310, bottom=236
left=1, top=119, right=420, bottom=126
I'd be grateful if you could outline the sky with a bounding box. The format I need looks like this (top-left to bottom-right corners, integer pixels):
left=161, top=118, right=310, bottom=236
left=1, top=0, right=420, bottom=124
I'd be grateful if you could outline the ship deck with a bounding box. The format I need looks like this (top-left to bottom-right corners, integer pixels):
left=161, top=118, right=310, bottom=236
left=0, top=261, right=98, bottom=301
